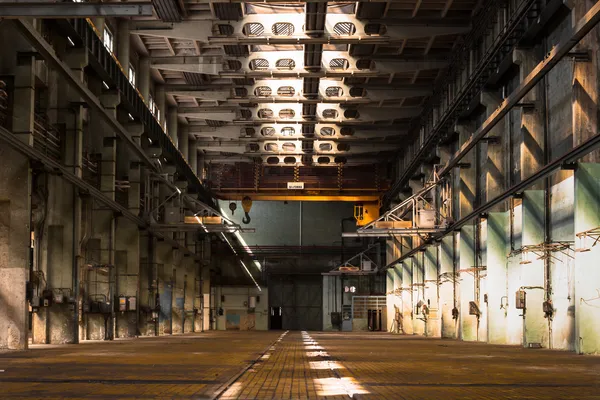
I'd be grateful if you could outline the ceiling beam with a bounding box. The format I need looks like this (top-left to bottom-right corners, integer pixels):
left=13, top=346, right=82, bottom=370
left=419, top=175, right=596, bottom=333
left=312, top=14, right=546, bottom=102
left=0, top=1, right=154, bottom=17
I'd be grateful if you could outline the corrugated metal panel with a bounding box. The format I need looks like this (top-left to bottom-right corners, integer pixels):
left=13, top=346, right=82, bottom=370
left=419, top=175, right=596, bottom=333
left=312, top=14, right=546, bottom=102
left=213, top=3, right=243, bottom=21
left=152, top=0, right=183, bottom=22
left=183, top=72, right=205, bottom=85
left=224, top=45, right=249, bottom=57
left=269, top=275, right=323, bottom=331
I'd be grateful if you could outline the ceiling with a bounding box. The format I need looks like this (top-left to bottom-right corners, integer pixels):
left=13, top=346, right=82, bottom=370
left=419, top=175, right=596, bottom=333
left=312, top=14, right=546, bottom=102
left=130, top=0, right=481, bottom=199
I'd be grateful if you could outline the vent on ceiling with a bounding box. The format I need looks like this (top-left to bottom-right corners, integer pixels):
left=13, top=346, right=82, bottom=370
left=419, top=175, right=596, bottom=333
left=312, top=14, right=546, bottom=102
left=272, top=22, right=294, bottom=36
left=250, top=58, right=269, bottom=71
left=277, top=86, right=295, bottom=97
left=333, top=22, right=356, bottom=36
left=243, top=23, right=264, bottom=37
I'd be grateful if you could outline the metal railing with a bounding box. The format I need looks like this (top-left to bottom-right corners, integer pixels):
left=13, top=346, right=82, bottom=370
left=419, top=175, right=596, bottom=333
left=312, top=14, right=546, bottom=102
left=65, top=18, right=214, bottom=205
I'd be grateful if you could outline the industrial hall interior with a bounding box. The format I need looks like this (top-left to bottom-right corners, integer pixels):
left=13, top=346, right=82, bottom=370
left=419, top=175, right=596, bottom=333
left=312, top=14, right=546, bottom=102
left=2, top=0, right=600, bottom=399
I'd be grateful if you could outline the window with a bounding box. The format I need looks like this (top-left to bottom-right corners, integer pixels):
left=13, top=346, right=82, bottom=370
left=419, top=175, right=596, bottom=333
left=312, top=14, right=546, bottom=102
left=261, top=127, right=276, bottom=136
left=254, top=86, right=272, bottom=97
left=319, top=143, right=333, bottom=151
left=333, top=22, right=356, bottom=36
left=325, top=87, right=343, bottom=97
left=279, top=109, right=295, bottom=119
left=277, top=86, right=295, bottom=97
left=281, top=126, right=295, bottom=136
left=275, top=59, right=296, bottom=71
left=281, top=142, right=296, bottom=152
left=128, top=64, right=136, bottom=87
left=322, top=109, right=339, bottom=119
left=103, top=27, right=114, bottom=53
left=258, top=108, right=274, bottom=119
left=243, top=23, right=264, bottom=37
left=320, top=127, right=335, bottom=136
left=272, top=23, right=294, bottom=36
left=148, top=94, right=157, bottom=116
left=249, top=58, right=269, bottom=71
left=329, top=58, right=349, bottom=70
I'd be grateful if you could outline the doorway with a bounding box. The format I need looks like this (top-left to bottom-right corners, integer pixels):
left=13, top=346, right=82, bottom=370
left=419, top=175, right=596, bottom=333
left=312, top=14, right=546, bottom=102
left=270, top=306, right=282, bottom=330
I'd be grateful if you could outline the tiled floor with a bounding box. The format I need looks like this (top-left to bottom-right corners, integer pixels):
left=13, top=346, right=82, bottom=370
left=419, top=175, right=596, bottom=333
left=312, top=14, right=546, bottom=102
left=0, top=331, right=280, bottom=399
left=1, top=331, right=599, bottom=399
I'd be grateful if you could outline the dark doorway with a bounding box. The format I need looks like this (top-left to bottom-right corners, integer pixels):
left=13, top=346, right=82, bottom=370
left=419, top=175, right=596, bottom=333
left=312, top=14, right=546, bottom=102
left=270, top=306, right=282, bottom=330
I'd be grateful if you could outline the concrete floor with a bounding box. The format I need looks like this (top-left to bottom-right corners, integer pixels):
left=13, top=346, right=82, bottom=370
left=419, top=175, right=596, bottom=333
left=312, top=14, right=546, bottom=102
left=1, top=332, right=599, bottom=399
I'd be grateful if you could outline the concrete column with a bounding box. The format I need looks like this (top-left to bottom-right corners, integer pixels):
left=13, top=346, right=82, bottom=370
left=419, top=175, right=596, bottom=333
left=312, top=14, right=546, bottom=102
left=513, top=49, right=545, bottom=181
left=414, top=251, right=426, bottom=335
left=521, top=190, right=548, bottom=348
left=138, top=58, right=151, bottom=101
left=197, top=153, right=205, bottom=181
left=400, top=259, right=413, bottom=335
left=202, top=265, right=211, bottom=331
left=424, top=246, right=440, bottom=337
left=178, top=124, right=189, bottom=161
left=459, top=225, right=477, bottom=341
left=0, top=55, right=34, bottom=350
left=182, top=257, right=195, bottom=333
left=486, top=212, right=509, bottom=344
left=116, top=20, right=130, bottom=72
left=171, top=249, right=184, bottom=334
left=139, top=232, right=157, bottom=336
left=156, top=240, right=174, bottom=335
left=192, top=261, right=201, bottom=332
left=477, top=219, right=488, bottom=343
left=456, top=122, right=476, bottom=219
left=85, top=92, right=119, bottom=341
left=439, top=234, right=458, bottom=338
left=385, top=237, right=400, bottom=332
left=391, top=266, right=403, bottom=333
left=574, top=163, right=600, bottom=354
left=386, top=270, right=394, bottom=331
left=155, top=85, right=166, bottom=129
left=480, top=91, right=507, bottom=205
left=114, top=150, right=142, bottom=338
left=573, top=1, right=600, bottom=163
left=189, top=140, right=198, bottom=176
left=167, top=108, right=179, bottom=148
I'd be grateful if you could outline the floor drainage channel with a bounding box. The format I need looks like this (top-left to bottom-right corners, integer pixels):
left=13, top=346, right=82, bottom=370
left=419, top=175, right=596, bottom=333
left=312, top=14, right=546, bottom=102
left=211, top=331, right=289, bottom=400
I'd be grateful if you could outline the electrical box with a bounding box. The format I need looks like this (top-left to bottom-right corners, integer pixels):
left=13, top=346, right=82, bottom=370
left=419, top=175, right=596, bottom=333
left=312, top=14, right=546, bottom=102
left=31, top=296, right=40, bottom=308
left=163, top=205, right=181, bottom=224
left=127, top=296, right=137, bottom=311
left=362, top=260, right=372, bottom=271
left=53, top=292, right=64, bottom=304
left=417, top=209, right=436, bottom=228
left=516, top=289, right=526, bottom=309
left=42, top=289, right=53, bottom=307
left=543, top=300, right=553, bottom=317
left=469, top=301, right=480, bottom=316
left=248, top=296, right=256, bottom=309
left=118, top=296, right=127, bottom=312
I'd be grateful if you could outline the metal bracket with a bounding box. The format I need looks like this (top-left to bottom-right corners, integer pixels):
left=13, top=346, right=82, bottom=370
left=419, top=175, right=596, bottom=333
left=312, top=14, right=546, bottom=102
left=567, top=50, right=591, bottom=62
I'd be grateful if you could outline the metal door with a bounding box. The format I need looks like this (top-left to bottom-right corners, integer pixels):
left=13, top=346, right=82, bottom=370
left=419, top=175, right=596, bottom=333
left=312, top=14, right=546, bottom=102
left=269, top=274, right=323, bottom=331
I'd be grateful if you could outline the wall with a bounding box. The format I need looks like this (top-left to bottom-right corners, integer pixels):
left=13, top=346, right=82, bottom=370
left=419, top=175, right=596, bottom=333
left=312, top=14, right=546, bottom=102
left=384, top=3, right=600, bottom=355
left=214, top=286, right=268, bottom=331
left=221, top=200, right=354, bottom=247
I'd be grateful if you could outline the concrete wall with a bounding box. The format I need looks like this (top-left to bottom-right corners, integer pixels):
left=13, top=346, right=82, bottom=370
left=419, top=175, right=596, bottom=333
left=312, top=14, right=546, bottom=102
left=214, top=286, right=268, bottom=330
left=0, top=17, right=212, bottom=349
left=384, top=3, right=600, bottom=355
left=222, top=200, right=354, bottom=247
